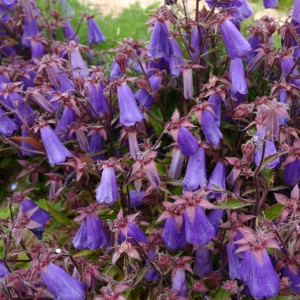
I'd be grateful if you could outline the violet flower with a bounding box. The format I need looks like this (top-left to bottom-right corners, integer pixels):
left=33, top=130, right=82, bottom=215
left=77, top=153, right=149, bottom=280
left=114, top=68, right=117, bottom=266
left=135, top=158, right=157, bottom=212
left=110, top=60, right=123, bottom=81
left=283, top=157, right=300, bottom=186
left=96, top=167, right=118, bottom=205
left=207, top=161, right=226, bottom=199
left=89, top=82, right=109, bottom=117
left=172, top=268, right=188, bottom=297
left=145, top=250, right=160, bottom=281
left=87, top=17, right=106, bottom=45
left=194, top=247, right=212, bottom=277
left=183, top=146, right=207, bottom=190
left=264, top=0, right=278, bottom=8
left=0, top=107, right=18, bottom=136
left=281, top=265, right=300, bottom=294
left=69, top=45, right=89, bottom=78
left=119, top=222, right=147, bottom=243
left=168, top=147, right=185, bottom=180
left=208, top=93, right=222, bottom=128
left=55, top=106, right=75, bottom=139
left=41, top=263, right=85, bottom=300
left=64, top=21, right=79, bottom=42
left=73, top=214, right=110, bottom=250
left=208, top=209, right=225, bottom=232
left=128, top=190, right=148, bottom=208
left=226, top=242, right=242, bottom=280
left=230, top=58, right=248, bottom=95
left=20, top=197, right=50, bottom=226
left=280, top=56, right=300, bottom=87
left=177, top=127, right=198, bottom=156
left=88, top=132, right=105, bottom=162
left=148, top=19, right=170, bottom=59
left=169, top=36, right=184, bottom=77
left=183, top=67, right=194, bottom=99
left=117, top=82, right=143, bottom=126
left=293, top=0, right=300, bottom=23
left=219, top=19, right=252, bottom=59
left=230, top=0, right=253, bottom=24
left=240, top=249, right=280, bottom=298
left=22, top=19, right=39, bottom=47
left=201, top=109, right=223, bottom=146
left=0, top=262, right=8, bottom=278
left=40, top=125, right=72, bottom=166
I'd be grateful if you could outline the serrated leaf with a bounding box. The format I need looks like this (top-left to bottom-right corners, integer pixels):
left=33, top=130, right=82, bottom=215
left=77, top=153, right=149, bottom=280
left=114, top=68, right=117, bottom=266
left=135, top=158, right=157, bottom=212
left=214, top=288, right=231, bottom=300
left=264, top=203, right=285, bottom=220
left=261, top=168, right=275, bottom=184
left=46, top=204, right=72, bottom=226
left=216, top=198, right=251, bottom=209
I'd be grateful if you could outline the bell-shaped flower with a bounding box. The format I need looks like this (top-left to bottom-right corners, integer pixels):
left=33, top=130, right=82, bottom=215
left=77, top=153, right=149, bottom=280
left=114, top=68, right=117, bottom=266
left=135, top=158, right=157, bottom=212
left=41, top=263, right=85, bottom=300
left=183, top=146, right=207, bottom=190
left=208, top=93, right=222, bottom=128
left=229, top=58, right=248, bottom=95
left=88, top=81, right=109, bottom=118
left=69, top=43, right=89, bottom=78
left=0, top=262, right=8, bottom=278
left=293, top=0, right=300, bottom=23
left=219, top=19, right=252, bottom=58
left=63, top=21, right=79, bottom=42
left=280, top=55, right=300, bottom=87
left=169, top=35, right=184, bottom=77
left=282, top=140, right=300, bottom=186
left=87, top=17, right=106, bottom=45
left=194, top=247, right=212, bottom=277
left=207, top=161, right=226, bottom=199
left=96, top=165, right=118, bottom=205
left=281, top=264, right=300, bottom=294
left=264, top=0, right=278, bottom=8
left=22, top=19, right=39, bottom=47
left=172, top=268, right=188, bottom=297
left=208, top=209, right=225, bottom=232
left=148, top=19, right=170, bottom=59
left=73, top=212, right=110, bottom=250
left=40, top=124, right=72, bottom=166
left=168, top=145, right=185, bottom=180
left=177, top=127, right=198, bottom=156
left=0, top=107, right=18, bottom=136
left=117, top=82, right=143, bottom=126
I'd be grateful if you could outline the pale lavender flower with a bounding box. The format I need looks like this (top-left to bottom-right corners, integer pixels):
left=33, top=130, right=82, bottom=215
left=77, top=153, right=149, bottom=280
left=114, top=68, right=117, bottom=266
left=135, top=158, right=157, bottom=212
left=230, top=58, right=248, bottom=95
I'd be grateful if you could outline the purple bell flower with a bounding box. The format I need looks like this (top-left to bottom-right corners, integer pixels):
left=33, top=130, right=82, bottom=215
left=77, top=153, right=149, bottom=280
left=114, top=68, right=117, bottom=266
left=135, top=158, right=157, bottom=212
left=183, top=146, right=207, bottom=190
left=41, top=263, right=85, bottom=300
left=22, top=19, right=39, bottom=47
left=20, top=197, right=50, bottom=226
left=119, top=222, right=148, bottom=243
left=207, top=161, right=226, bottom=199
left=0, top=262, right=8, bottom=278
left=145, top=250, right=160, bottom=281
left=240, top=249, right=280, bottom=299
left=73, top=214, right=110, bottom=250
left=21, top=126, right=36, bottom=157
left=96, top=167, right=118, bottom=205
left=208, top=94, right=222, bottom=128
left=168, top=147, right=185, bottom=179
left=184, top=206, right=215, bottom=246
left=69, top=46, right=89, bottom=78
left=87, top=17, right=106, bottom=45
left=55, top=106, right=75, bottom=139
left=283, top=158, right=300, bottom=186
left=110, top=60, right=123, bottom=81
left=208, top=209, right=225, bottom=232
left=88, top=132, right=105, bottom=162
left=279, top=89, right=288, bottom=125
left=172, top=268, right=188, bottom=297
left=226, top=242, right=242, bottom=280
left=40, top=125, right=72, bottom=166
left=89, top=83, right=109, bottom=117
left=201, top=109, right=223, bottom=146
left=293, top=0, right=300, bottom=23
left=230, top=58, right=248, bottom=95
left=117, top=82, right=143, bottom=126
left=220, top=19, right=252, bottom=59
left=194, top=247, right=213, bottom=277
left=30, top=39, right=44, bottom=59
left=177, top=127, right=198, bottom=156
left=162, top=217, right=187, bottom=251
left=128, top=190, right=148, bottom=208
left=148, top=19, right=170, bottom=59
left=230, top=0, right=253, bottom=24
left=64, top=21, right=79, bottom=42
left=264, top=0, right=278, bottom=8
left=281, top=265, right=300, bottom=293
left=280, top=56, right=300, bottom=87
left=169, top=36, right=184, bottom=76
left=0, top=107, right=17, bottom=136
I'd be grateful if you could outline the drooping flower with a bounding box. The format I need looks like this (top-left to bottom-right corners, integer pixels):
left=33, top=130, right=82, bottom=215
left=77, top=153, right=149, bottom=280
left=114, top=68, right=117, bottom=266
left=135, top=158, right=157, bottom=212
left=117, top=82, right=144, bottom=126
left=96, top=166, right=118, bottom=205
left=40, top=124, right=72, bottom=166
left=293, top=0, right=300, bottom=23
left=182, top=66, right=194, bottom=99
left=208, top=93, right=222, bottom=128
left=183, top=146, right=207, bottom=190
left=264, top=0, right=278, bottom=8
left=282, top=140, right=300, bottom=186
left=73, top=213, right=110, bottom=250
left=0, top=262, right=8, bottom=278
left=168, top=146, right=185, bottom=180
left=41, top=263, right=85, bottom=300
left=177, top=127, right=198, bottom=156
left=207, top=161, right=226, bottom=199
left=148, top=19, right=170, bottom=59
left=194, top=247, right=212, bottom=277
left=0, top=107, right=18, bottom=136
left=281, top=263, right=300, bottom=294
left=22, top=19, right=39, bottom=47
left=280, top=55, right=300, bottom=87
left=63, top=21, right=79, bottom=42
left=69, top=42, right=89, bottom=78
left=172, top=268, right=188, bottom=297
left=229, top=58, right=248, bottom=95
left=169, top=35, right=184, bottom=77
left=219, top=19, right=252, bottom=59
left=88, top=80, right=109, bottom=118
left=87, top=16, right=106, bottom=45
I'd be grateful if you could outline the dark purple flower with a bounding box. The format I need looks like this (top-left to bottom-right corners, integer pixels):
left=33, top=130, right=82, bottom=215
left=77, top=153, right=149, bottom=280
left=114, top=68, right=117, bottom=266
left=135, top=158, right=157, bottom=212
left=88, top=132, right=105, bottom=162
left=89, top=83, right=109, bottom=117
left=145, top=250, right=160, bottom=281
left=119, top=222, right=148, bottom=243
left=208, top=93, right=222, bottom=128
left=293, top=0, right=300, bottom=23
left=194, top=247, right=212, bottom=277
left=22, top=19, right=39, bottom=47
left=0, top=107, right=17, bottom=136
left=280, top=56, right=300, bottom=87
left=96, top=167, right=118, bottom=205
left=20, top=197, right=50, bottom=226
left=21, top=126, right=36, bottom=157
left=128, top=190, right=148, bottom=207
left=177, top=127, right=198, bottom=156
left=230, top=58, right=248, bottom=95
left=87, top=17, right=106, bottom=45
left=201, top=109, right=223, bottom=146
left=208, top=209, right=225, bottom=232
left=172, top=268, right=188, bottom=297
left=162, top=216, right=187, bottom=251
left=207, top=161, right=226, bottom=199
left=148, top=19, right=170, bottom=59
left=0, top=262, right=8, bottom=278
left=41, top=263, right=85, bottom=300
left=184, top=206, right=215, bottom=246
left=264, top=0, right=278, bottom=8
left=283, top=158, right=300, bottom=186
left=220, top=19, right=252, bottom=59
left=183, top=146, right=207, bottom=190
left=226, top=242, right=242, bottom=280
left=73, top=214, right=110, bottom=250
left=64, top=21, right=79, bottom=42
left=169, top=36, right=184, bottom=76
left=30, top=39, right=44, bottom=59
left=230, top=0, right=253, bottom=24
left=69, top=45, right=89, bottom=77
left=40, top=125, right=72, bottom=166
left=240, top=249, right=280, bottom=299
left=55, top=106, right=76, bottom=139
left=117, top=82, right=143, bottom=126
left=281, top=265, right=300, bottom=294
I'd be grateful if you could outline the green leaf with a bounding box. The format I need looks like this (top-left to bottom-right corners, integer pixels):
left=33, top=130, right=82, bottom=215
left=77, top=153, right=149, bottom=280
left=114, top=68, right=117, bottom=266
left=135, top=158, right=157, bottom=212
left=263, top=203, right=285, bottom=221
left=46, top=204, right=73, bottom=226
left=216, top=198, right=251, bottom=209
left=73, top=250, right=95, bottom=257
left=260, top=151, right=287, bottom=170
left=269, top=296, right=294, bottom=300
left=148, top=107, right=164, bottom=137
left=133, top=265, right=151, bottom=287
left=214, top=288, right=231, bottom=300
left=261, top=168, right=275, bottom=184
